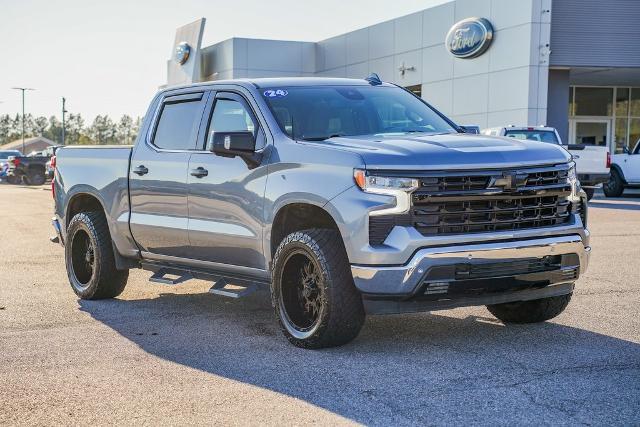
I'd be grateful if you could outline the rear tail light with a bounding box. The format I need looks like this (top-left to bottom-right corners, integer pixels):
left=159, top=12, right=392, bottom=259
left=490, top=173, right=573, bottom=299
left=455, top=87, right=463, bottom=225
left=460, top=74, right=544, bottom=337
left=50, top=155, right=56, bottom=169
left=10, top=157, right=20, bottom=167
left=51, top=178, right=55, bottom=199
left=606, top=151, right=611, bottom=168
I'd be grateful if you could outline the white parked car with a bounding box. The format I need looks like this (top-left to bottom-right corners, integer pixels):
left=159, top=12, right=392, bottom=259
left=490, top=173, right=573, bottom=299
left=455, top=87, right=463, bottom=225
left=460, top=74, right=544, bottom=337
left=604, top=139, right=640, bottom=197
left=482, top=126, right=609, bottom=200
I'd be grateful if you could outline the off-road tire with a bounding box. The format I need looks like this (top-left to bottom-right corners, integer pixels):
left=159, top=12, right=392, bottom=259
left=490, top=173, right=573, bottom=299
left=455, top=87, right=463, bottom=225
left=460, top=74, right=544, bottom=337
left=271, top=229, right=365, bottom=349
left=603, top=169, right=624, bottom=197
left=25, top=170, right=45, bottom=185
left=487, top=293, right=572, bottom=324
left=584, top=187, right=595, bottom=201
left=5, top=175, right=21, bottom=185
left=65, top=211, right=128, bottom=299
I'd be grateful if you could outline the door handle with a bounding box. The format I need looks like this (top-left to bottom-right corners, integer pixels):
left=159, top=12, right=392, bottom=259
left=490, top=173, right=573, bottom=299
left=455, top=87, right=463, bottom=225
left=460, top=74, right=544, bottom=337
left=190, top=167, right=208, bottom=178
left=133, top=165, right=149, bottom=176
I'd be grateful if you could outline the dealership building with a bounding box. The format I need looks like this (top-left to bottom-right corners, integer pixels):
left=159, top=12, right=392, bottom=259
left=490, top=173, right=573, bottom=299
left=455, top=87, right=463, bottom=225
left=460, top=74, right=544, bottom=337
left=167, top=0, right=640, bottom=153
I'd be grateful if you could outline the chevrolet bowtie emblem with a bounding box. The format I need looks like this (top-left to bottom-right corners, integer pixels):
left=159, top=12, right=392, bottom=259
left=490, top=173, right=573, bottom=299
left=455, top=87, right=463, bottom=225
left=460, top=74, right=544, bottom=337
left=488, top=172, right=528, bottom=191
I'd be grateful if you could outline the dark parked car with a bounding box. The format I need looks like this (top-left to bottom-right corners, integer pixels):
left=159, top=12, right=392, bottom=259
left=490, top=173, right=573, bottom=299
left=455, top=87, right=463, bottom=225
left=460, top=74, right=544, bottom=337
left=6, top=146, right=60, bottom=185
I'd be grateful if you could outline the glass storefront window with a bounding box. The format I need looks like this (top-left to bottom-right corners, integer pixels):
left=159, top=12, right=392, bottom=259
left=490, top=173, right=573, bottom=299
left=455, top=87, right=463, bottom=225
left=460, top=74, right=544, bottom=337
left=631, top=89, right=640, bottom=117
left=616, top=88, right=630, bottom=116
left=574, top=87, right=613, bottom=116
left=615, top=118, right=628, bottom=154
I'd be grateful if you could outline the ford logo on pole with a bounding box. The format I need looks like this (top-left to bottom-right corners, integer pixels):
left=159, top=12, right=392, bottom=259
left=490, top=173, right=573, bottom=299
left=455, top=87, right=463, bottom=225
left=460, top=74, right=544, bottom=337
left=445, top=17, right=494, bottom=59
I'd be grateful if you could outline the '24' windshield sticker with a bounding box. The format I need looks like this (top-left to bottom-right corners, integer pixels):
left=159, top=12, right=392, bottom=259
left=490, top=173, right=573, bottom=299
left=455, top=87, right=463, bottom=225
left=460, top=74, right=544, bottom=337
left=263, top=89, right=288, bottom=98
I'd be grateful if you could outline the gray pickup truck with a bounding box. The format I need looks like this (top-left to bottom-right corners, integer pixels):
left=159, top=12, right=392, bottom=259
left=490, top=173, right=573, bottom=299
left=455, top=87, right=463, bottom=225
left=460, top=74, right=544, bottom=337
left=52, top=76, right=590, bottom=348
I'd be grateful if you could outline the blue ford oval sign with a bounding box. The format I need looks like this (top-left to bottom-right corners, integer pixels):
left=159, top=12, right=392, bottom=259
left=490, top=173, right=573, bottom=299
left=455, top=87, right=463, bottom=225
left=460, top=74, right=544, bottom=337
left=446, top=17, right=494, bottom=59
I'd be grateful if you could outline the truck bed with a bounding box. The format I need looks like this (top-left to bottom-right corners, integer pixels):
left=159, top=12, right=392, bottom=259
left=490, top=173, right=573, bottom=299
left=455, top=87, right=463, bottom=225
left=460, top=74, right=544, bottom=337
left=54, top=145, right=135, bottom=258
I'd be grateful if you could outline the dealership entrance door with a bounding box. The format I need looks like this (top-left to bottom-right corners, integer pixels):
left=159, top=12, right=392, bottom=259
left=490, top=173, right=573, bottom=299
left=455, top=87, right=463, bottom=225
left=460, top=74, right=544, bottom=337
left=569, top=119, right=611, bottom=149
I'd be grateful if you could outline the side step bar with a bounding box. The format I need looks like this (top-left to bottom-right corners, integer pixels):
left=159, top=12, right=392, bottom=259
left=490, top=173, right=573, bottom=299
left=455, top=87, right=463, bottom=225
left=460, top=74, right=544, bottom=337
left=141, top=261, right=268, bottom=299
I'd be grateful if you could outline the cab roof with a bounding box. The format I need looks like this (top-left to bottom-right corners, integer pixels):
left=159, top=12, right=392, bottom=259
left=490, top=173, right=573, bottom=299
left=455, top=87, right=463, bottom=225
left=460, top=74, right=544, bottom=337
left=164, top=77, right=395, bottom=93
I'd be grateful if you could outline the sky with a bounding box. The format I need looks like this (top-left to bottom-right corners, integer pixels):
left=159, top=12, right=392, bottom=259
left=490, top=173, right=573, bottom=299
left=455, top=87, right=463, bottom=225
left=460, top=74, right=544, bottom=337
left=0, top=0, right=448, bottom=122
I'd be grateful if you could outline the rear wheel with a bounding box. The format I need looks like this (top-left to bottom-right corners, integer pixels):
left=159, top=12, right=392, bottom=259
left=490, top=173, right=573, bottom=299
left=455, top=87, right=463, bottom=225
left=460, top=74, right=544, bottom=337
left=603, top=169, right=624, bottom=197
left=584, top=187, right=595, bottom=201
left=65, top=211, right=128, bottom=299
left=487, top=293, right=572, bottom=324
left=271, top=229, right=365, bottom=349
left=25, top=170, right=45, bottom=185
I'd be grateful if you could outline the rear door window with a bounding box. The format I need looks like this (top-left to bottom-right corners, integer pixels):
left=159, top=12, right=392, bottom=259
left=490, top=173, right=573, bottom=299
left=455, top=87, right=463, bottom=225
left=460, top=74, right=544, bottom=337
left=153, top=93, right=205, bottom=150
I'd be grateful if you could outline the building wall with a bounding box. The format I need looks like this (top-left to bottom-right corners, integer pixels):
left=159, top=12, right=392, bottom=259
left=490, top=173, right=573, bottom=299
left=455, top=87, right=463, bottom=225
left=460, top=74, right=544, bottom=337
left=313, top=0, right=552, bottom=129
left=547, top=69, right=571, bottom=142
left=200, top=38, right=315, bottom=82
left=173, top=1, right=565, bottom=130
left=550, top=0, right=640, bottom=68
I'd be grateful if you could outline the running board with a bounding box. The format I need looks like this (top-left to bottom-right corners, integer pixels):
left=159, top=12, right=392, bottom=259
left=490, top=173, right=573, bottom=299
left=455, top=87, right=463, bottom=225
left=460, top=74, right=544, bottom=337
left=149, top=268, right=193, bottom=285
left=208, top=278, right=256, bottom=299
left=141, top=261, right=266, bottom=299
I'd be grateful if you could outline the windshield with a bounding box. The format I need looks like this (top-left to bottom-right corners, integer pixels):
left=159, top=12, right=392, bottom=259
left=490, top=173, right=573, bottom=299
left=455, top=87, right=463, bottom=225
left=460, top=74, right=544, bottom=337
left=261, top=85, right=457, bottom=141
left=504, top=130, right=559, bottom=144
left=0, top=151, right=21, bottom=160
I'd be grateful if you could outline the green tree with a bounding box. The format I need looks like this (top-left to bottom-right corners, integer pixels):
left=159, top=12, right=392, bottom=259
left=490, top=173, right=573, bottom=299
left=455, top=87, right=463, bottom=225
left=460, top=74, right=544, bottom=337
left=88, top=115, right=116, bottom=145
left=66, top=113, right=85, bottom=145
left=32, top=116, right=49, bottom=136
left=116, top=115, right=134, bottom=145
left=0, top=115, right=12, bottom=145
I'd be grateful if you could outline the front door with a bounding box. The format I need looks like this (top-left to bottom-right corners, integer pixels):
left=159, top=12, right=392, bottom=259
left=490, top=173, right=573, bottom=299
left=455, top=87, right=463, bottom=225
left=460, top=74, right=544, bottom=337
left=624, top=141, right=640, bottom=182
left=186, top=91, right=269, bottom=269
left=129, top=91, right=208, bottom=258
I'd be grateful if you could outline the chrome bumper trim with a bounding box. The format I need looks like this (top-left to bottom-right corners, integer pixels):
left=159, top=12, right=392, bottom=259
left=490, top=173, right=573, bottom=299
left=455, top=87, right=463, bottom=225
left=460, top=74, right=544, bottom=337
left=351, top=235, right=590, bottom=296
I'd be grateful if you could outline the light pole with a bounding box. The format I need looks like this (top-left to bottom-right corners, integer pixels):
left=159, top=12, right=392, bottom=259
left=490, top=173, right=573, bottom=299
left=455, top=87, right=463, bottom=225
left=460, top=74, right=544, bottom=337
left=61, top=97, right=68, bottom=145
left=11, top=87, right=35, bottom=154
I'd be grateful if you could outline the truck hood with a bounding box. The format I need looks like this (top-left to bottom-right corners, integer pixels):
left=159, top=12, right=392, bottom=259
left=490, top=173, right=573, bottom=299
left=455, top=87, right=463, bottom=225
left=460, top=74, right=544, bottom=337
left=307, top=132, right=571, bottom=170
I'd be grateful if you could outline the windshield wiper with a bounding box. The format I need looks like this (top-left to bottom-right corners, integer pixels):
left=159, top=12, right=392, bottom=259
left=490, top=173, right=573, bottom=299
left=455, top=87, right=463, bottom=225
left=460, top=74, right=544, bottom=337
left=300, top=134, right=345, bottom=141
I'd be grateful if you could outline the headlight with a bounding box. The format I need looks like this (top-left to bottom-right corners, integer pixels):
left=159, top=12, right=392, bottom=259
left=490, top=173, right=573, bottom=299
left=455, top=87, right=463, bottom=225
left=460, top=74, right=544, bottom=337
left=567, top=161, right=580, bottom=196
left=567, top=162, right=577, bottom=183
left=354, top=169, right=418, bottom=216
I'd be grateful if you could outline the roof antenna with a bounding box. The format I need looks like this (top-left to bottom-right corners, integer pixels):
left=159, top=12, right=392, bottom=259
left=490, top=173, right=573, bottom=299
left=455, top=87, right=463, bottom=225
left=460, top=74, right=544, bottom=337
left=365, top=73, right=382, bottom=86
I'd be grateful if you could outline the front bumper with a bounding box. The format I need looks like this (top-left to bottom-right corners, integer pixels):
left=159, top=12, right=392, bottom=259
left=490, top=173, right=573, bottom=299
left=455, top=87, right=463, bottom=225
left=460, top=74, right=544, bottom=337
left=578, top=173, right=609, bottom=187
left=351, top=234, right=590, bottom=314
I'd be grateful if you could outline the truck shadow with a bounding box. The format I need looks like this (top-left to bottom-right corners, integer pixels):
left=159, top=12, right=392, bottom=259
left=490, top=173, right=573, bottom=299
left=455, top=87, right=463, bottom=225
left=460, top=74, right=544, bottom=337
left=78, top=290, right=640, bottom=424
left=588, top=199, right=640, bottom=211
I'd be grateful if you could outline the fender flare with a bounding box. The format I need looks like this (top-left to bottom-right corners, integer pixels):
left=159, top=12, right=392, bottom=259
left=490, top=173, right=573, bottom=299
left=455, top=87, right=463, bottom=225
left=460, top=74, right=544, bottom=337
left=610, top=163, right=628, bottom=184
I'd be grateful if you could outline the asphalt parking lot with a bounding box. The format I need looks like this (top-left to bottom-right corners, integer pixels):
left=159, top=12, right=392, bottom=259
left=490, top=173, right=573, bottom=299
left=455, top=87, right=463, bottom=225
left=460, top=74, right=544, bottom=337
left=1, top=184, right=639, bottom=425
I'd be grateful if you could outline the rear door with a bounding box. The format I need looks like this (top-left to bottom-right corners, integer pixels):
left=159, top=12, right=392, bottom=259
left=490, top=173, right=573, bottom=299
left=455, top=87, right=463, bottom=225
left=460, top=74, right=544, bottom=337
left=129, top=91, right=208, bottom=258
left=186, top=90, right=269, bottom=269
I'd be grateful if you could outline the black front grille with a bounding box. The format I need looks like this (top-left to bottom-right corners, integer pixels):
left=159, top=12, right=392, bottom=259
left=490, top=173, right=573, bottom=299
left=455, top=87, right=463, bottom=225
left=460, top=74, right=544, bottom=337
left=455, top=256, right=563, bottom=280
left=412, top=194, right=571, bottom=235
left=369, top=165, right=574, bottom=245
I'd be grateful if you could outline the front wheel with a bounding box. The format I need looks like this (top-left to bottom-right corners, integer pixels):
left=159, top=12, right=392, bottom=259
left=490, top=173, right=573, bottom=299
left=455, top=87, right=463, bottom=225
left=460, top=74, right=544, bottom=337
left=584, top=187, right=595, bottom=201
left=487, top=293, right=572, bottom=324
left=603, top=170, right=624, bottom=197
left=5, top=175, right=21, bottom=185
left=271, top=229, right=365, bottom=349
left=65, top=211, right=129, bottom=299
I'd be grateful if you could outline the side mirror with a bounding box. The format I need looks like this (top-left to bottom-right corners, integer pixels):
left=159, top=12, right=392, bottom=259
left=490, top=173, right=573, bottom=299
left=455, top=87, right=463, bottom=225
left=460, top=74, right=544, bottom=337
left=210, top=131, right=256, bottom=157
left=459, top=125, right=480, bottom=134
left=622, top=145, right=630, bottom=155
